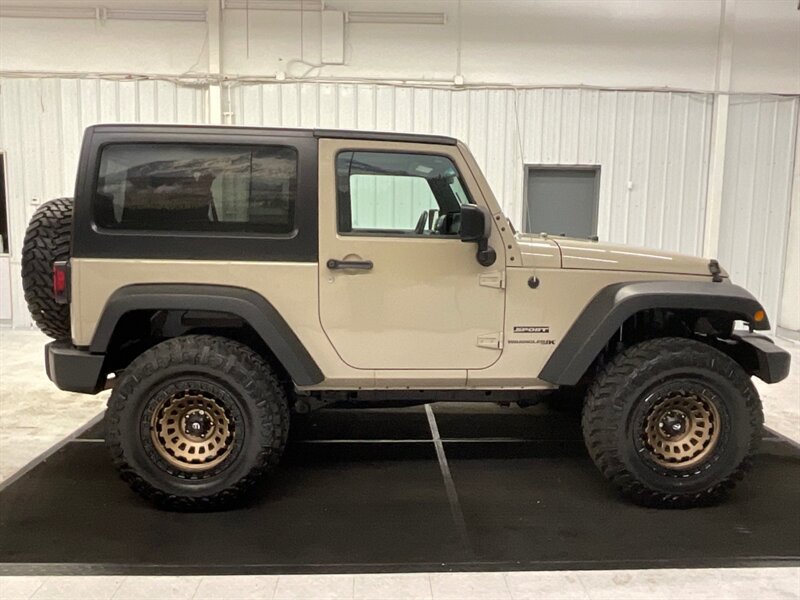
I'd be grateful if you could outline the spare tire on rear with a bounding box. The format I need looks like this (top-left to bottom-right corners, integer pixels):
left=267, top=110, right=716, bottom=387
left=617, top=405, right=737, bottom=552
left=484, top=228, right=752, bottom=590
left=22, top=197, right=73, bottom=340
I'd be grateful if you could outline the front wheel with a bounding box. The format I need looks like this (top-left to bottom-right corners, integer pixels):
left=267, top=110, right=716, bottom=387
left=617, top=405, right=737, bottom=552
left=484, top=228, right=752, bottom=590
left=106, top=335, right=289, bottom=510
left=582, top=337, right=763, bottom=508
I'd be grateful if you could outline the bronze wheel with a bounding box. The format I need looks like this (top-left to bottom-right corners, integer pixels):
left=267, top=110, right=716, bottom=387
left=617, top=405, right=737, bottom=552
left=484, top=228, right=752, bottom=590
left=643, top=391, right=720, bottom=469
left=150, top=390, right=235, bottom=473
left=582, top=337, right=762, bottom=508
left=107, top=335, right=290, bottom=510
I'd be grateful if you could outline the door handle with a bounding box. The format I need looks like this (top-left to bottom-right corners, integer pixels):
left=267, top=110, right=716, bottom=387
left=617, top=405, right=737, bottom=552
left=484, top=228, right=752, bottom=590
left=326, top=258, right=374, bottom=270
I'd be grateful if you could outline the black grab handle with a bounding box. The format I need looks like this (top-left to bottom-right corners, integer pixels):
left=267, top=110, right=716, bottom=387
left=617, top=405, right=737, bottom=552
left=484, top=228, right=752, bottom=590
left=326, top=259, right=374, bottom=270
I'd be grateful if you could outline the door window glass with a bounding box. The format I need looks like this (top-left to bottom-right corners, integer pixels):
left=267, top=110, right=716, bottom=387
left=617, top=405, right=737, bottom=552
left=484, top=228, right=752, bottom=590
left=336, top=151, right=471, bottom=236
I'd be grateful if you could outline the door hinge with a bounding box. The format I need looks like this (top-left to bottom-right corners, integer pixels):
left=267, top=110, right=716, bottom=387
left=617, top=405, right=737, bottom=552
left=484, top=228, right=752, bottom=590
left=479, top=271, right=505, bottom=289
left=477, top=332, right=503, bottom=349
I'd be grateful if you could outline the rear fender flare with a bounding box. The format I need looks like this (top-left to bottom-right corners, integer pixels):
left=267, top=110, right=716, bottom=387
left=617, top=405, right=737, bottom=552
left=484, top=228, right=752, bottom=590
left=90, top=284, right=324, bottom=386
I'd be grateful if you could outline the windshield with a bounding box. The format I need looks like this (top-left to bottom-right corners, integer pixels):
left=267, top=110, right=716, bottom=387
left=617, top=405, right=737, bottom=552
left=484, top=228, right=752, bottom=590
left=447, top=168, right=470, bottom=205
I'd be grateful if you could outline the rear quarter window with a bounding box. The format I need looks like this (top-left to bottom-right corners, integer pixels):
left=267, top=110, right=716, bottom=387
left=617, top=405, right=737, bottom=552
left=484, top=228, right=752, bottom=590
left=95, top=143, right=297, bottom=234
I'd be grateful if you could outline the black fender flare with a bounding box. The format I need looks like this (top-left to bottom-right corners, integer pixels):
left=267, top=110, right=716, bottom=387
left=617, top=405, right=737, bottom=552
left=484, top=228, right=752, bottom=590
left=90, top=284, right=324, bottom=386
left=538, top=280, right=769, bottom=386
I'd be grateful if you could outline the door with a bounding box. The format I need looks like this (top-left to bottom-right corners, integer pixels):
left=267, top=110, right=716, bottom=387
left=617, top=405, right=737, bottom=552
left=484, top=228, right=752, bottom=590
left=0, top=152, right=10, bottom=322
left=318, top=139, right=506, bottom=371
left=525, top=167, right=600, bottom=238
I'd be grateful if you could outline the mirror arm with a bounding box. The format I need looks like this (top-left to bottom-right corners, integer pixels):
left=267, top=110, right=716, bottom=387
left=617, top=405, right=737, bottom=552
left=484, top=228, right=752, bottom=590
left=476, top=238, right=497, bottom=267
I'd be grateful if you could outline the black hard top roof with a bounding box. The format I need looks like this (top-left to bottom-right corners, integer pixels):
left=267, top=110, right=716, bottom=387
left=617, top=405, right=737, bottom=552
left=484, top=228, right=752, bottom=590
left=87, top=124, right=458, bottom=146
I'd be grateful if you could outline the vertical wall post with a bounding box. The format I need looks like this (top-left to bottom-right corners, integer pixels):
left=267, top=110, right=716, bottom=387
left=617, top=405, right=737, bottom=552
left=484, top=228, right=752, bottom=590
left=208, top=0, right=223, bottom=125
left=703, top=0, right=736, bottom=258
left=777, top=111, right=800, bottom=336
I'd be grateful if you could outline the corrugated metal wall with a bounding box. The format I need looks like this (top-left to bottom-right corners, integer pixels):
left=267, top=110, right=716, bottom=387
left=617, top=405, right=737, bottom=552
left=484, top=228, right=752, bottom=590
left=0, top=77, right=796, bottom=328
left=233, top=83, right=715, bottom=255
left=718, top=95, right=800, bottom=325
left=0, top=77, right=207, bottom=326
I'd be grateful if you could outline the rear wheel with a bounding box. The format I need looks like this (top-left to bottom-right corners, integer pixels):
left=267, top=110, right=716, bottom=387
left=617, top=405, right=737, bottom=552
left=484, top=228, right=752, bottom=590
left=21, top=197, right=73, bottom=340
left=106, top=335, right=289, bottom=510
left=582, top=337, right=762, bottom=508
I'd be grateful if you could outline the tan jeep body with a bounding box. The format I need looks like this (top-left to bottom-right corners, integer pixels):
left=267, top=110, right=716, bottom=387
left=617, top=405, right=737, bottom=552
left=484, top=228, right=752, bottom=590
left=54, top=125, right=779, bottom=396
left=29, top=124, right=791, bottom=510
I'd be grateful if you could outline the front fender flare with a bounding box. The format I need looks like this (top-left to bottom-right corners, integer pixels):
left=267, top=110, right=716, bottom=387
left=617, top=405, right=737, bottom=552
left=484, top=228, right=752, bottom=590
left=538, top=280, right=768, bottom=386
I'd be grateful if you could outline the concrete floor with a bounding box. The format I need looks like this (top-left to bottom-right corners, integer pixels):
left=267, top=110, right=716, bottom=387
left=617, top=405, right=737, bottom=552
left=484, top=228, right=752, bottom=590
left=0, top=330, right=108, bottom=482
left=1, top=568, right=799, bottom=600
left=1, top=328, right=799, bottom=599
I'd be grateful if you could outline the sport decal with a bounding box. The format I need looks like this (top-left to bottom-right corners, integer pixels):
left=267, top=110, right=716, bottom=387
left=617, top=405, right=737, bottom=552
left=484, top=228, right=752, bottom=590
left=513, top=326, right=550, bottom=334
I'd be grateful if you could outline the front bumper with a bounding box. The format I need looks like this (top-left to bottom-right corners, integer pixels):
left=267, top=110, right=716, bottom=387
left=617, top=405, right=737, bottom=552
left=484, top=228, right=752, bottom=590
left=45, top=341, right=106, bottom=394
left=732, top=332, right=791, bottom=384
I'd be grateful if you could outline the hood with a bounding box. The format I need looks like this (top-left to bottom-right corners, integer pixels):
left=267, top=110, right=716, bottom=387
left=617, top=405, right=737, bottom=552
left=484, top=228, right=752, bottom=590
left=513, top=233, right=723, bottom=277
left=514, top=233, right=562, bottom=268
left=554, top=238, right=721, bottom=276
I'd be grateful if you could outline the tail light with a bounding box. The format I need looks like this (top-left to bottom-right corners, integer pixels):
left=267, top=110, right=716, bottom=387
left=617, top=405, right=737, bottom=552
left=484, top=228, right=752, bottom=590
left=52, top=261, right=70, bottom=304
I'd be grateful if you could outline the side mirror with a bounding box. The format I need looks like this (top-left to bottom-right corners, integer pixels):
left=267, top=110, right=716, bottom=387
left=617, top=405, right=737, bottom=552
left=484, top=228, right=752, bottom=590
left=459, top=204, right=497, bottom=267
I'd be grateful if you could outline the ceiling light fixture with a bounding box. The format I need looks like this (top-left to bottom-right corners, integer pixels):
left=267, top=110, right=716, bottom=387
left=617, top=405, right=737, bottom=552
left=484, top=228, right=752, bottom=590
left=0, top=6, right=97, bottom=19
left=107, top=9, right=206, bottom=22
left=0, top=5, right=206, bottom=22
left=222, top=0, right=323, bottom=10
left=346, top=11, right=446, bottom=25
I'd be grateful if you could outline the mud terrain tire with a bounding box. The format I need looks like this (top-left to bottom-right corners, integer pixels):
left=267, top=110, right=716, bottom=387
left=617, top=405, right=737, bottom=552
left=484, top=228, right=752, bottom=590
left=582, top=337, right=762, bottom=508
left=106, top=335, right=290, bottom=511
left=21, top=197, right=73, bottom=340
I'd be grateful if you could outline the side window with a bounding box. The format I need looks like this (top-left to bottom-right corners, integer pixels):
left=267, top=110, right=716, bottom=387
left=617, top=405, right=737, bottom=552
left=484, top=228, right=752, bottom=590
left=95, top=143, right=297, bottom=234
left=336, top=151, right=471, bottom=236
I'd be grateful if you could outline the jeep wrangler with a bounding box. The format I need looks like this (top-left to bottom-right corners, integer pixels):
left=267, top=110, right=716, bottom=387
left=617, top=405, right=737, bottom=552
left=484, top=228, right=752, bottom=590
left=23, top=124, right=790, bottom=510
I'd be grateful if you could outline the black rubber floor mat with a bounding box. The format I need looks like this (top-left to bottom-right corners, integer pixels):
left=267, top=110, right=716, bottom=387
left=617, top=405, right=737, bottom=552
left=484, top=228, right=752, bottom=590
left=1, top=404, right=798, bottom=575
